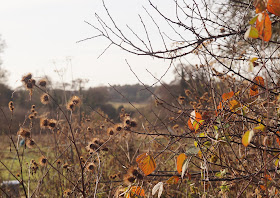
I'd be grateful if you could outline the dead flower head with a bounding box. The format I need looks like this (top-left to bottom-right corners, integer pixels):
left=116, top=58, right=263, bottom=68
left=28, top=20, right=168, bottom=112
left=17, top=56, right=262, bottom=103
left=40, top=93, right=50, bottom=105
left=17, top=127, right=31, bottom=139
left=26, top=138, right=36, bottom=149
left=39, top=156, right=47, bottom=166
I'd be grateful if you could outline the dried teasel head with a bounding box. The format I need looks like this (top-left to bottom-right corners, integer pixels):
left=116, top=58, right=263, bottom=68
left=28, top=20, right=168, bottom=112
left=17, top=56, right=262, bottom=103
left=130, top=120, right=137, bottom=128
left=86, top=162, right=96, bottom=172
left=127, top=166, right=143, bottom=180
left=17, top=127, right=31, bottom=139
left=26, top=138, right=36, bottom=148
left=8, top=101, right=14, bottom=112
left=56, top=159, right=62, bottom=166
left=66, top=96, right=81, bottom=111
left=39, top=156, right=47, bottom=166
left=63, top=189, right=71, bottom=197
left=40, top=118, right=49, bottom=129
left=107, top=127, right=114, bottom=136
left=114, top=123, right=123, bottom=132
left=123, top=174, right=136, bottom=185
left=40, top=93, right=50, bottom=105
left=21, top=73, right=32, bottom=84
left=38, top=79, right=47, bottom=87
left=71, top=96, right=81, bottom=106
left=48, top=119, right=57, bottom=129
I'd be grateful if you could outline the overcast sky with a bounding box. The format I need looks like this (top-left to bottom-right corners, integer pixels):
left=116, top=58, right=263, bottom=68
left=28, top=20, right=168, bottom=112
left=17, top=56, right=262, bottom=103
left=0, top=0, right=184, bottom=89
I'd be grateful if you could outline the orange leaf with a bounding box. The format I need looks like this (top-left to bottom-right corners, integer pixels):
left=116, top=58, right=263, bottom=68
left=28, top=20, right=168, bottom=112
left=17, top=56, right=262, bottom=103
left=255, top=0, right=267, bottom=13
left=188, top=111, right=202, bottom=131
left=265, top=174, right=272, bottom=181
left=256, top=12, right=272, bottom=41
left=254, top=76, right=265, bottom=87
left=276, top=131, right=280, bottom=146
left=126, top=186, right=145, bottom=198
left=222, top=91, right=234, bottom=101
left=217, top=102, right=223, bottom=110
left=136, top=153, right=156, bottom=176
left=187, top=118, right=194, bottom=131
left=177, top=153, right=186, bottom=174
left=249, top=88, right=259, bottom=97
left=260, top=185, right=266, bottom=191
left=166, top=176, right=179, bottom=184
left=267, top=0, right=280, bottom=16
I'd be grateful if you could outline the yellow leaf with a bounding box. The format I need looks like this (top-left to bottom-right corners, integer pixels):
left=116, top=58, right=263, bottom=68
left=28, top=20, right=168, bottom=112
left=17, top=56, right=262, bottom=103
left=136, top=153, right=156, bottom=176
left=250, top=57, right=258, bottom=62
left=249, top=15, right=258, bottom=25
left=194, top=120, right=204, bottom=132
left=177, top=153, right=186, bottom=174
left=254, top=124, right=265, bottom=132
left=244, top=26, right=259, bottom=39
left=229, top=100, right=240, bottom=111
left=242, top=130, right=254, bottom=147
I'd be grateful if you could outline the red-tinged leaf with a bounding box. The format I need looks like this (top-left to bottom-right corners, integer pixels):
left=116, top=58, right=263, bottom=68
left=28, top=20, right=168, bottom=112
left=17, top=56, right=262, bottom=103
left=249, top=88, right=259, bottom=97
left=265, top=174, right=272, bottom=181
left=222, top=91, right=234, bottom=101
left=126, top=186, right=145, bottom=198
left=256, top=12, right=272, bottom=41
left=177, top=153, right=186, bottom=174
left=242, top=130, right=254, bottom=147
left=267, top=0, right=280, bottom=16
left=255, top=0, right=267, bottom=13
left=166, top=176, right=179, bottom=184
left=188, top=111, right=202, bottom=131
left=254, top=76, right=265, bottom=87
left=276, top=131, right=280, bottom=146
left=217, top=102, right=223, bottom=111
left=260, top=185, right=266, bottom=191
left=187, top=118, right=194, bottom=131
left=136, top=153, right=156, bottom=176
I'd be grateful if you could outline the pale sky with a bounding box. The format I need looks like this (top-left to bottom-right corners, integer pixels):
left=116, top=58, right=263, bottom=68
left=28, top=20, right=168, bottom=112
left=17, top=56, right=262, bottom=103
left=0, top=0, right=187, bottom=89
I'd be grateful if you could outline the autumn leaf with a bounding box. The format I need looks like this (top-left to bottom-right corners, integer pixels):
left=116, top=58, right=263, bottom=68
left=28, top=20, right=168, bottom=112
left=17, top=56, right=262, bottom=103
left=254, top=123, right=265, bottom=131
left=242, top=130, right=254, bottom=147
left=177, top=153, right=186, bottom=174
left=136, top=153, right=156, bottom=176
left=267, top=0, right=280, bottom=16
left=256, top=12, right=272, bottom=41
left=255, top=0, right=267, bottom=13
left=249, top=15, right=258, bottom=25
left=276, top=131, right=280, bottom=146
left=217, top=102, right=223, bottom=110
left=244, top=26, right=259, bottom=39
left=187, top=118, right=194, bottom=131
left=254, top=76, right=265, bottom=87
left=229, top=100, right=241, bottom=111
left=222, top=91, right=234, bottom=101
left=126, top=186, right=145, bottom=198
left=166, top=176, right=179, bottom=184
left=249, top=87, right=259, bottom=97
left=188, top=110, right=203, bottom=131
